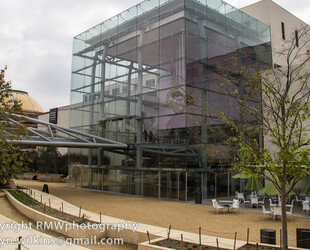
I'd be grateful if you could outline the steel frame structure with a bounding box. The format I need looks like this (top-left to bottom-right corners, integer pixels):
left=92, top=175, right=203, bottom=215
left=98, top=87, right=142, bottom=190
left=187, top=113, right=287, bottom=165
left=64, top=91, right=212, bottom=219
left=5, top=113, right=198, bottom=157
left=6, top=113, right=128, bottom=149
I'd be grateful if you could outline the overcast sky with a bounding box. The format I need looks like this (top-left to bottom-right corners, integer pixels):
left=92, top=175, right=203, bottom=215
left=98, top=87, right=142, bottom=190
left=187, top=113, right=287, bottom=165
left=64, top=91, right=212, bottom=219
left=0, top=0, right=309, bottom=112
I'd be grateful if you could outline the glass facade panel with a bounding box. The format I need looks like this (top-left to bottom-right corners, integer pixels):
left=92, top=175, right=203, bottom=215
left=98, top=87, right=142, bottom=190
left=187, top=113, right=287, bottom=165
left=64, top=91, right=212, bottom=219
left=68, top=166, right=81, bottom=187
left=187, top=172, right=202, bottom=201
left=69, top=0, right=271, bottom=201
left=131, top=170, right=143, bottom=195
left=81, top=168, right=90, bottom=188
left=216, top=172, right=229, bottom=198
left=206, top=172, right=216, bottom=199
left=230, top=172, right=241, bottom=196
left=160, top=171, right=179, bottom=199
left=91, top=168, right=103, bottom=190
left=115, top=170, right=130, bottom=194
left=179, top=172, right=186, bottom=201
left=103, top=169, right=115, bottom=192
left=143, top=171, right=159, bottom=198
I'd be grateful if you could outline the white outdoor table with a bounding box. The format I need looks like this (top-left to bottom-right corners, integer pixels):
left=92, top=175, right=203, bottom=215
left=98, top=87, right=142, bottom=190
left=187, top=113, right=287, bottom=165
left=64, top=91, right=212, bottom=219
left=218, top=200, right=234, bottom=212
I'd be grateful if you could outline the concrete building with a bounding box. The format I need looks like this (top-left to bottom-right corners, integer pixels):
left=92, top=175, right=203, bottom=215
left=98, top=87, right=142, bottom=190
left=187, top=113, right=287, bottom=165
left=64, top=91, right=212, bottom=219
left=241, top=0, right=309, bottom=67
left=67, top=0, right=272, bottom=201
left=242, top=0, right=310, bottom=191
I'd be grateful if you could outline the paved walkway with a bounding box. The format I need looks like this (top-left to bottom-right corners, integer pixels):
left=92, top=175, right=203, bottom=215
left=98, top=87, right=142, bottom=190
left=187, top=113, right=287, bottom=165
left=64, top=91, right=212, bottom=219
left=19, top=187, right=247, bottom=249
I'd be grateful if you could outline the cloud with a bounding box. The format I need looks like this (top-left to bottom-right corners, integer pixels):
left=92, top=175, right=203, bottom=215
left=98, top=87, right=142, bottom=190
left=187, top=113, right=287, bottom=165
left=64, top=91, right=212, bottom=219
left=0, top=0, right=140, bottom=111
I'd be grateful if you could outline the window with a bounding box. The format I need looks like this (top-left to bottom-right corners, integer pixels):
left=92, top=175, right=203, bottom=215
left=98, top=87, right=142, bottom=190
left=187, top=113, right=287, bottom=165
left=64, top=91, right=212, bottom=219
left=281, top=22, right=285, bottom=40
left=295, top=30, right=299, bottom=47
left=146, top=91, right=157, bottom=97
left=112, top=88, right=120, bottom=95
left=123, top=86, right=128, bottom=93
left=274, top=64, right=282, bottom=68
left=83, top=95, right=89, bottom=102
left=104, top=90, right=109, bottom=96
left=146, top=79, right=155, bottom=87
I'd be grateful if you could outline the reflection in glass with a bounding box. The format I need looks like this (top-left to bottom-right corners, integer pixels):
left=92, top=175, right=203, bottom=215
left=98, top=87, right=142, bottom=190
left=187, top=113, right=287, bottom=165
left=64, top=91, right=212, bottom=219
left=69, top=0, right=271, bottom=201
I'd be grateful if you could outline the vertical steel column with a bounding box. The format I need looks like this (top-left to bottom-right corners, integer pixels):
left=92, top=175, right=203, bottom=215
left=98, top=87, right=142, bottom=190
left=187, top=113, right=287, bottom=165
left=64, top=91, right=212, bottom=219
left=198, top=20, right=208, bottom=199
left=198, top=20, right=207, bottom=165
left=136, top=28, right=145, bottom=169
left=88, top=53, right=99, bottom=188
left=98, top=47, right=107, bottom=166
left=99, top=47, right=107, bottom=120
left=89, top=52, right=99, bottom=127
left=126, top=62, right=134, bottom=143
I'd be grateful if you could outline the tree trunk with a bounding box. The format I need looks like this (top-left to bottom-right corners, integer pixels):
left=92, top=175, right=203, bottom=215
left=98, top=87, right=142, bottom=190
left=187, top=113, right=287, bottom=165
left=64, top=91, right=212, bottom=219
left=281, top=181, right=288, bottom=250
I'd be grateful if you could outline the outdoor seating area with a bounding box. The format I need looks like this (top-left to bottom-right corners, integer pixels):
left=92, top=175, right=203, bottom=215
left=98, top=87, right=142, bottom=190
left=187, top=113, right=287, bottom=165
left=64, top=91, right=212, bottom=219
left=212, top=199, right=240, bottom=213
left=213, top=188, right=310, bottom=221
left=230, top=172, right=310, bottom=220
left=262, top=201, right=296, bottom=221
left=214, top=193, right=310, bottom=222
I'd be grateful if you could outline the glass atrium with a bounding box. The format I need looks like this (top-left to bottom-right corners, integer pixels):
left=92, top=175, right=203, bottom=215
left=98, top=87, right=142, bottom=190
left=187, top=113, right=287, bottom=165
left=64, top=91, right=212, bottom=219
left=68, top=0, right=271, bottom=201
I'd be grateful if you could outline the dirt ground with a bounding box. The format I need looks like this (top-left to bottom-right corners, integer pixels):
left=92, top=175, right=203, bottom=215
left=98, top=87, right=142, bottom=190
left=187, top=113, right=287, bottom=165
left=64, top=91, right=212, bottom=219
left=13, top=180, right=310, bottom=248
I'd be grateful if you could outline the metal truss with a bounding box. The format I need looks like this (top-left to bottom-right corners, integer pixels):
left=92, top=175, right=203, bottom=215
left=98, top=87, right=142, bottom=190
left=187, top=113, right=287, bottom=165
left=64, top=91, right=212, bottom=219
left=104, top=143, right=198, bottom=157
left=5, top=113, right=197, bottom=157
left=6, top=113, right=128, bottom=149
left=141, top=144, right=198, bottom=157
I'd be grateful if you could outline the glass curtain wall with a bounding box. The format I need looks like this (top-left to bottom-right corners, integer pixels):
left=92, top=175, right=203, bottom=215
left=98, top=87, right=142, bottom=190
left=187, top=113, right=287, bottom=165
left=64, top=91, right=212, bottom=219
left=69, top=0, right=271, bottom=201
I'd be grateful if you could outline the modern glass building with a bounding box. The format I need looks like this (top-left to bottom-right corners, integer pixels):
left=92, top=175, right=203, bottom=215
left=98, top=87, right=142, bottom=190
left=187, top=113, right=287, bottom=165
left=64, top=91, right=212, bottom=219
left=68, top=0, right=271, bottom=201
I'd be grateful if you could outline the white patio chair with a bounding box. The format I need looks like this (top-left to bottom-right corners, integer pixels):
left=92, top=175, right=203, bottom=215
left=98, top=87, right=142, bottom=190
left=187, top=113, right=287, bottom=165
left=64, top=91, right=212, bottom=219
left=286, top=204, right=294, bottom=217
left=269, top=198, right=277, bottom=208
left=258, top=196, right=265, bottom=207
left=262, top=205, right=272, bottom=220
left=250, top=197, right=258, bottom=208
left=272, top=206, right=282, bottom=220
left=235, top=191, right=239, bottom=198
left=238, top=192, right=250, bottom=206
left=231, top=199, right=240, bottom=213
left=286, top=199, right=295, bottom=208
left=237, top=193, right=245, bottom=203
left=295, top=195, right=303, bottom=205
left=212, top=199, right=224, bottom=214
left=302, top=201, right=310, bottom=215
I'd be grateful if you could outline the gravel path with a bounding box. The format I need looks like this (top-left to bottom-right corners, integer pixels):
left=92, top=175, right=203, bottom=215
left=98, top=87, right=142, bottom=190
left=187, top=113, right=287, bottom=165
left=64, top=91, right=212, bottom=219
left=14, top=179, right=310, bottom=248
